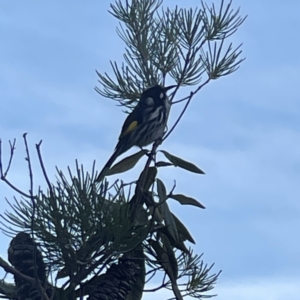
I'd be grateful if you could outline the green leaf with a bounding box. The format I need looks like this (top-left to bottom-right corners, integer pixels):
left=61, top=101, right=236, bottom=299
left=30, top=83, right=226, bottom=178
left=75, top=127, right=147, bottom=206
left=171, top=282, right=183, bottom=300
left=170, top=193, right=205, bottom=209
left=160, top=234, right=178, bottom=280
left=143, top=167, right=157, bottom=191
left=107, top=150, right=145, bottom=176
left=160, top=150, right=205, bottom=174
left=149, top=239, right=177, bottom=283
left=155, top=161, right=173, bottom=167
left=159, top=235, right=183, bottom=300
left=157, top=226, right=189, bottom=253
left=160, top=201, right=179, bottom=243
left=171, top=213, right=195, bottom=244
left=156, top=178, right=167, bottom=202
left=156, top=179, right=179, bottom=242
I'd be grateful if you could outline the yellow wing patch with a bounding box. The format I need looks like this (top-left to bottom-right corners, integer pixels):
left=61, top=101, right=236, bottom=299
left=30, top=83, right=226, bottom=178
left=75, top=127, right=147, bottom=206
left=121, top=120, right=138, bottom=137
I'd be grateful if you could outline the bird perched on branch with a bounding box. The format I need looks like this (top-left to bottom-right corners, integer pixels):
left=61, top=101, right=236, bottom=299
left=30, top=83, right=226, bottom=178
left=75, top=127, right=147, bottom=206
left=96, top=84, right=176, bottom=182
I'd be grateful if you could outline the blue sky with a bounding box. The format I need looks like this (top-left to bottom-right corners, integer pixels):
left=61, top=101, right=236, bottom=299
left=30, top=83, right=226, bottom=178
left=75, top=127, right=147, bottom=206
left=1, top=1, right=300, bottom=299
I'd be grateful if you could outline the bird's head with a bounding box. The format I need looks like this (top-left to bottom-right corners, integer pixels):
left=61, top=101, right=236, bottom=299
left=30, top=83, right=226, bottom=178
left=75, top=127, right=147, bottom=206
left=140, top=84, right=176, bottom=107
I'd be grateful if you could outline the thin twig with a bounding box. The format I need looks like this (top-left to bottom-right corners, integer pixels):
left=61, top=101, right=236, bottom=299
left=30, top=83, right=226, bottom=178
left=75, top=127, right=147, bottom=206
left=23, top=134, right=35, bottom=202
left=4, top=139, right=16, bottom=177
left=144, top=273, right=169, bottom=292
left=23, top=133, right=47, bottom=300
left=168, top=47, right=193, bottom=103
left=0, top=139, right=31, bottom=198
left=164, top=78, right=211, bottom=141
left=167, top=180, right=177, bottom=198
left=172, top=97, right=190, bottom=104
left=0, top=177, right=31, bottom=198
left=35, top=140, right=54, bottom=198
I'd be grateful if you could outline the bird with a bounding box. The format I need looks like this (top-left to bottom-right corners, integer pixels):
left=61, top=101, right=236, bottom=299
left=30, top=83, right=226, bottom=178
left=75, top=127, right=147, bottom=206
left=96, top=84, right=176, bottom=182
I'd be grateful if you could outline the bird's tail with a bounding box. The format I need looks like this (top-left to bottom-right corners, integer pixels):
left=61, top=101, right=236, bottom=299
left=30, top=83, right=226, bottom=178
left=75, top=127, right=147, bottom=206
left=95, top=149, right=121, bottom=182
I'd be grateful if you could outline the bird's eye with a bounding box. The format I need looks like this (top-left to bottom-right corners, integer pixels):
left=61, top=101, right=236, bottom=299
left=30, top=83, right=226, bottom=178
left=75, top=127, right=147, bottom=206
left=145, top=97, right=154, bottom=105
left=159, top=92, right=165, bottom=99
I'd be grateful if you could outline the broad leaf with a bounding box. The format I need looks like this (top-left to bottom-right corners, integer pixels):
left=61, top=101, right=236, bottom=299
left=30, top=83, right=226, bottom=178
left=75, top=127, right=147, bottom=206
left=161, top=201, right=179, bottom=243
left=149, top=239, right=177, bottom=283
left=156, top=179, right=179, bottom=241
left=160, top=150, right=205, bottom=174
left=159, top=235, right=183, bottom=300
left=157, top=226, right=189, bottom=253
left=161, top=234, right=178, bottom=280
left=143, top=167, right=157, bottom=191
left=155, top=161, right=173, bottom=167
left=156, top=178, right=167, bottom=202
left=171, top=282, right=183, bottom=300
left=107, top=150, right=144, bottom=176
left=156, top=179, right=179, bottom=242
left=170, top=193, right=205, bottom=209
left=172, top=213, right=195, bottom=244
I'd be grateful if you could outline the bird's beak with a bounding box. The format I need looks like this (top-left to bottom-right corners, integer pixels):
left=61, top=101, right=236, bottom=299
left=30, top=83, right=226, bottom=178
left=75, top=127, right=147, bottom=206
left=163, top=85, right=177, bottom=92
